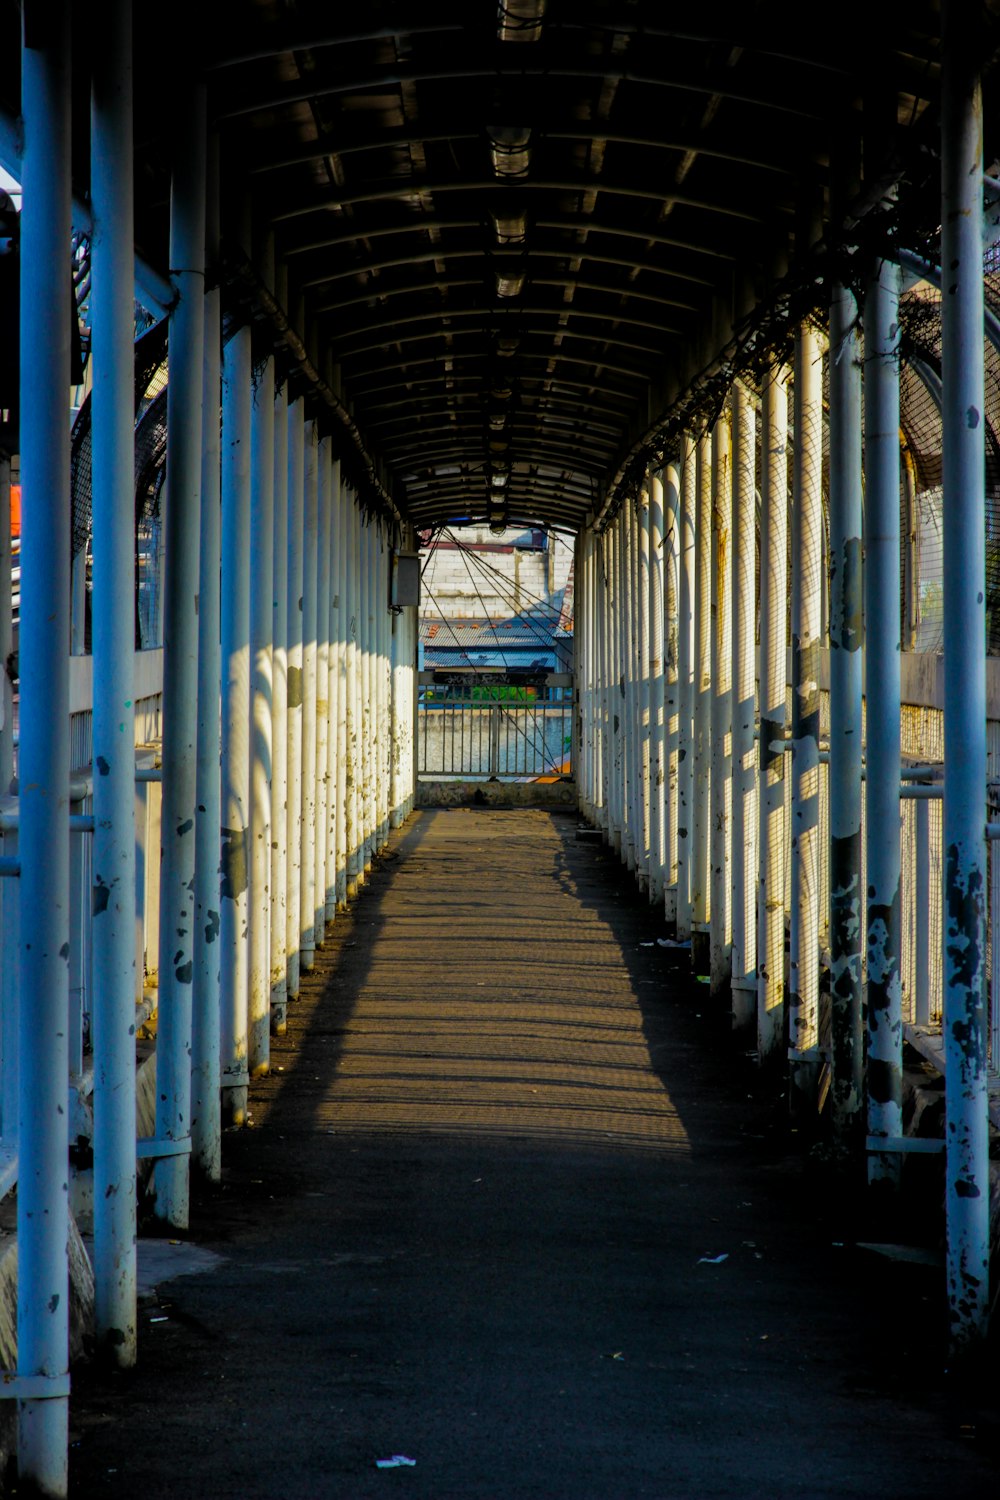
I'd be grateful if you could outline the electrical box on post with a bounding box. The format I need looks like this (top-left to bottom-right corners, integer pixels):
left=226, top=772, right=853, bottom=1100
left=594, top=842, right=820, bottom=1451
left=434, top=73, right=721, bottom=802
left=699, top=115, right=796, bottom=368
left=392, top=550, right=421, bottom=607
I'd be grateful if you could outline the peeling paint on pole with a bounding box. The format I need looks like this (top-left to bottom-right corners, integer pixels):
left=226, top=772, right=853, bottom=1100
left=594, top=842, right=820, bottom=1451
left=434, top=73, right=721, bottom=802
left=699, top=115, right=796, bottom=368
left=940, top=0, right=990, bottom=1359
left=828, top=283, right=864, bottom=1152
left=864, top=257, right=903, bottom=1188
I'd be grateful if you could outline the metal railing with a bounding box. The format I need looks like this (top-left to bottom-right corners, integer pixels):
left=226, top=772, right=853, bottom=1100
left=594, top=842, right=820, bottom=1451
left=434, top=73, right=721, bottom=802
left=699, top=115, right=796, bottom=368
left=417, top=671, right=573, bottom=780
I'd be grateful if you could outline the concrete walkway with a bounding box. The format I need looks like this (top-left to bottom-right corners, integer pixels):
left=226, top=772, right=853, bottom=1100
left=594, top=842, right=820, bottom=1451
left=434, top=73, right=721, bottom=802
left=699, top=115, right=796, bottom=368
left=70, top=810, right=997, bottom=1498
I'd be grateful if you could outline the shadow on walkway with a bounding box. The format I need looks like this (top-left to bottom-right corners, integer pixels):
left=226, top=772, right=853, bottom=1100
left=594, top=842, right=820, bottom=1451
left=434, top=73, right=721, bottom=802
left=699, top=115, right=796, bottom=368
left=69, top=810, right=997, bottom=1500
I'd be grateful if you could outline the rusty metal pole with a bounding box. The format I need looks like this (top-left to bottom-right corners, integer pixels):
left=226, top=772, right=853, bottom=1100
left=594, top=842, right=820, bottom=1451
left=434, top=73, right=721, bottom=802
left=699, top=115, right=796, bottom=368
left=864, top=258, right=903, bottom=1188
left=940, top=0, right=990, bottom=1359
left=757, top=367, right=788, bottom=1064
left=828, top=282, right=865, bottom=1152
left=731, top=383, right=757, bottom=1034
left=789, top=323, right=824, bottom=1117
left=710, top=411, right=732, bottom=1001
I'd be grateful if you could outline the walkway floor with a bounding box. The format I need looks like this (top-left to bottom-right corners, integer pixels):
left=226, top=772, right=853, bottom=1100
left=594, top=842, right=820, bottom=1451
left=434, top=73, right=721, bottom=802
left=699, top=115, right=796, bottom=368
left=70, top=810, right=997, bottom=1499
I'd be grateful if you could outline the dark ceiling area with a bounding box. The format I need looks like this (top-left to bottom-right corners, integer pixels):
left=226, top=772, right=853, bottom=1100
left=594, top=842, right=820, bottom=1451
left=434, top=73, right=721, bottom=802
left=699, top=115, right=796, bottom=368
left=4, top=1, right=994, bottom=533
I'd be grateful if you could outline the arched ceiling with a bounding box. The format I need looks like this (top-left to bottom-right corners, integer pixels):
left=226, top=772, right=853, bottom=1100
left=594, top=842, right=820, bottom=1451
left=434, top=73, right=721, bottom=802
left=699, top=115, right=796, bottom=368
left=8, top=1, right=982, bottom=533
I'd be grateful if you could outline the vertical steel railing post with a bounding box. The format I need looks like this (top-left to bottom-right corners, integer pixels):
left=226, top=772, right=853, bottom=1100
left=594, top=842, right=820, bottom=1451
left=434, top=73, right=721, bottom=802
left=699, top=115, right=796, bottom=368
left=940, top=0, right=990, bottom=1358
left=828, top=282, right=865, bottom=1149
left=758, top=367, right=788, bottom=1064
left=710, top=412, right=732, bottom=1000
left=191, top=134, right=221, bottom=1173
left=249, top=276, right=275, bottom=1074
left=299, top=422, right=318, bottom=970
left=285, top=397, right=304, bottom=993
left=269, top=375, right=289, bottom=1029
left=864, top=259, right=903, bottom=1183
left=692, top=435, right=712, bottom=967
left=90, top=0, right=137, bottom=1364
left=676, top=438, right=696, bottom=939
left=789, top=323, right=824, bottom=1116
left=17, top=5, right=73, bottom=1482
left=220, top=314, right=251, bottom=1123
left=152, top=79, right=206, bottom=1229
left=731, top=384, right=757, bottom=1032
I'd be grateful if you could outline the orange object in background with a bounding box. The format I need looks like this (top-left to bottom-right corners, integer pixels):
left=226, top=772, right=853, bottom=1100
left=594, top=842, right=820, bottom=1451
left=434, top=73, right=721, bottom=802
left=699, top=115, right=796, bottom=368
left=10, top=483, right=19, bottom=539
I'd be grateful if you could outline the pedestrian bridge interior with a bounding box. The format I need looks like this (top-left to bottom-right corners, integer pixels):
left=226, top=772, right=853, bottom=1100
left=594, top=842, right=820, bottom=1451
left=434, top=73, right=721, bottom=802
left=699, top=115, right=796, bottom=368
left=0, top=1, right=999, bottom=1494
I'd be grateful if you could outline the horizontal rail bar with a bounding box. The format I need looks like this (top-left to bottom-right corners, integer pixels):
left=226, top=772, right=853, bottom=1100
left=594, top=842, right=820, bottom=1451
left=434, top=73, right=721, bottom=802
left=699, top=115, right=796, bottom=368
left=865, top=1136, right=945, bottom=1155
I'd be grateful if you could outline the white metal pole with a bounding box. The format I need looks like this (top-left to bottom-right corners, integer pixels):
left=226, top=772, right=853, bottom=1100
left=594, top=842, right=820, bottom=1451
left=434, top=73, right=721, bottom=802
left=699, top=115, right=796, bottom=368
left=940, top=2, right=990, bottom=1358
left=346, top=500, right=361, bottom=900
left=692, top=434, right=712, bottom=966
left=758, top=366, right=789, bottom=1064
left=710, top=411, right=732, bottom=1002
left=335, top=479, right=349, bottom=908
left=319, top=438, right=334, bottom=918
left=865, top=258, right=903, bottom=1186
left=731, top=383, right=758, bottom=1033
left=220, top=317, right=251, bottom=1124
left=151, top=79, right=206, bottom=1230
left=191, top=137, right=221, bottom=1177
left=269, top=376, right=288, bottom=1030
left=663, top=461, right=681, bottom=922
left=299, top=422, right=318, bottom=970
left=638, top=487, right=653, bottom=890
left=828, top=282, right=864, bottom=1147
left=249, top=327, right=275, bottom=1076
left=647, top=473, right=665, bottom=903
left=285, top=397, right=304, bottom=995
left=789, top=323, right=824, bottom=1115
left=676, top=437, right=696, bottom=939
left=17, top=5, right=73, bottom=1482
left=90, top=0, right=137, bottom=1367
